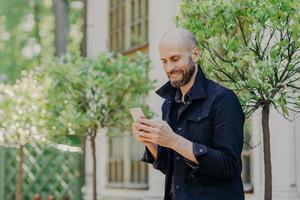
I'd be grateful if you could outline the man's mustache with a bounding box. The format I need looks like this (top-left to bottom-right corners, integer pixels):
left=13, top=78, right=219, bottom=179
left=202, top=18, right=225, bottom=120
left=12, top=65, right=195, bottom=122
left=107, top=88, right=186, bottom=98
left=169, top=69, right=183, bottom=75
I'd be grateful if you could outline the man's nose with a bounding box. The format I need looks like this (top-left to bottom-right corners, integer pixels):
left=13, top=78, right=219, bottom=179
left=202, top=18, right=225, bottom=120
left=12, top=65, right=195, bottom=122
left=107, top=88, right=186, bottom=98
left=166, top=63, right=175, bottom=72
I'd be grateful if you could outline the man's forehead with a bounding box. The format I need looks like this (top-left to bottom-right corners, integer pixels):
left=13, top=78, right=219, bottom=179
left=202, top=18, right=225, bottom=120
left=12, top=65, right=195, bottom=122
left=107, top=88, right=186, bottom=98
left=159, top=40, right=190, bottom=59
left=159, top=32, right=186, bottom=50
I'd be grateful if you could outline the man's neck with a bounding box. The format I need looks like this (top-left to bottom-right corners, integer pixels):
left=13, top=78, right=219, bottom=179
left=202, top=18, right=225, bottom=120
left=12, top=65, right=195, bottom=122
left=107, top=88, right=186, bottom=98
left=180, top=65, right=198, bottom=97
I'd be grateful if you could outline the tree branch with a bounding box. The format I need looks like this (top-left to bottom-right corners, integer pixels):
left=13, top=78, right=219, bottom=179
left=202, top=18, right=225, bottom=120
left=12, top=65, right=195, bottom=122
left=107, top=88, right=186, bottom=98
left=286, top=84, right=300, bottom=90
left=285, top=76, right=300, bottom=85
left=262, top=28, right=276, bottom=57
left=233, top=12, right=249, bottom=47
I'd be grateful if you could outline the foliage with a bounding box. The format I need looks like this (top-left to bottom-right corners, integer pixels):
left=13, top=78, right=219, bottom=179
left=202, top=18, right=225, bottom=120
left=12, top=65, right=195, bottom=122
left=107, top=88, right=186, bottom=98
left=42, top=51, right=154, bottom=200
left=41, top=54, right=89, bottom=145
left=0, top=0, right=84, bottom=83
left=84, top=52, right=154, bottom=131
left=176, top=0, right=300, bottom=118
left=0, top=70, right=51, bottom=146
left=43, top=52, right=154, bottom=140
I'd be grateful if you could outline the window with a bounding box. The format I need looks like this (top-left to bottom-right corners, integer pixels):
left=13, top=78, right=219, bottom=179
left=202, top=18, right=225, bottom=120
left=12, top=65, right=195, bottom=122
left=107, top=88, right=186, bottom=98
left=242, top=120, right=254, bottom=193
left=109, top=0, right=148, bottom=52
left=107, top=0, right=149, bottom=189
left=107, top=133, right=148, bottom=189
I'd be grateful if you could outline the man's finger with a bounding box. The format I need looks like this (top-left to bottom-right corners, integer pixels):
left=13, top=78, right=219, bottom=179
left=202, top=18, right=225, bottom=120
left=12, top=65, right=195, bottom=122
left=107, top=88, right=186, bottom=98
left=132, top=122, right=138, bottom=130
left=134, top=122, right=157, bottom=133
left=133, top=130, right=150, bottom=137
left=141, top=137, right=155, bottom=144
left=132, top=130, right=150, bottom=143
left=133, top=122, right=149, bottom=132
left=135, top=130, right=156, bottom=139
left=138, top=117, right=157, bottom=127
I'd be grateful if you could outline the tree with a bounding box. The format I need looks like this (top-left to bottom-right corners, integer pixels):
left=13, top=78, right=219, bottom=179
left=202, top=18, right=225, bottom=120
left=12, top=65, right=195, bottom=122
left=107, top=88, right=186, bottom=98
left=0, top=0, right=84, bottom=83
left=0, top=70, right=51, bottom=200
left=0, top=0, right=53, bottom=82
left=44, top=52, right=154, bottom=200
left=176, top=0, right=300, bottom=199
left=53, top=0, right=69, bottom=56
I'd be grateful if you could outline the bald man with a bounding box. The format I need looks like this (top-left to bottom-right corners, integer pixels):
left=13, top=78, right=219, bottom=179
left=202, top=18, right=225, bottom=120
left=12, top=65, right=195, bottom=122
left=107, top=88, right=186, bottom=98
left=132, top=28, right=245, bottom=200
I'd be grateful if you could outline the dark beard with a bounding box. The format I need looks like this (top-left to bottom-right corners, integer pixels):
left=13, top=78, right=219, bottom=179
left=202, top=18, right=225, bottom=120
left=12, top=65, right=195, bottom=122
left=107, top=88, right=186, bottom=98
left=170, top=58, right=196, bottom=88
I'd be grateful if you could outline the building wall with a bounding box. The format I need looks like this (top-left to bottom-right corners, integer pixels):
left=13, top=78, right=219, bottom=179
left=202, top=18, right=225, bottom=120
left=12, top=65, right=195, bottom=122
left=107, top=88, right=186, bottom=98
left=295, top=117, right=300, bottom=197
left=251, top=109, right=300, bottom=200
left=86, top=0, right=109, bottom=56
left=84, top=0, right=300, bottom=199
left=83, top=0, right=109, bottom=199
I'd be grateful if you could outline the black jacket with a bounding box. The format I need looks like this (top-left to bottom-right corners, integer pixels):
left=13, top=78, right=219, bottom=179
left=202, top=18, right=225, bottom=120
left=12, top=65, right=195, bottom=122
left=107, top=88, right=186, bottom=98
left=141, top=68, right=245, bottom=200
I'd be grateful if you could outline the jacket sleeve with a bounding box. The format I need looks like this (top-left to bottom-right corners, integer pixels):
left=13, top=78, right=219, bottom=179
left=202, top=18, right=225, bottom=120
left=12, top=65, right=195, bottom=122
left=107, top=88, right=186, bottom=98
left=189, top=89, right=245, bottom=180
left=141, top=145, right=169, bottom=175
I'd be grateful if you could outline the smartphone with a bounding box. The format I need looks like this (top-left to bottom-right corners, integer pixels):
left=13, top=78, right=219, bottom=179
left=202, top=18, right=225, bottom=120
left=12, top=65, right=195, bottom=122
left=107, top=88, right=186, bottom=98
left=129, top=107, right=145, bottom=121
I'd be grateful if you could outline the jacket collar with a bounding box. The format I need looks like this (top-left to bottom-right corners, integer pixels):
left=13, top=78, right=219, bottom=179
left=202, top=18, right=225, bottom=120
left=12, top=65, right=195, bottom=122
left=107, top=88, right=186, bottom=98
left=156, top=67, right=208, bottom=101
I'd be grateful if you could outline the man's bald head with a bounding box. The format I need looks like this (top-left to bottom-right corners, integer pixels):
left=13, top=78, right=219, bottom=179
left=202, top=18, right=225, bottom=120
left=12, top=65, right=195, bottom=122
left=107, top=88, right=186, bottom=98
left=159, top=28, right=197, bottom=52
left=158, top=28, right=200, bottom=88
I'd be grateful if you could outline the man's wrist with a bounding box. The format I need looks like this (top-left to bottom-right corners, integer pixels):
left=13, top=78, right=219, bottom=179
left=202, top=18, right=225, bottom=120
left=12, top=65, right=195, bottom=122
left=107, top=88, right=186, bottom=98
left=170, top=134, right=199, bottom=164
left=170, top=133, right=181, bottom=150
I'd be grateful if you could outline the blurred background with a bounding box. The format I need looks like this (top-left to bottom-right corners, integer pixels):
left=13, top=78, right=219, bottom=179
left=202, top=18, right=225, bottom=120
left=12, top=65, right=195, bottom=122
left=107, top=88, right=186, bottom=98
left=0, top=0, right=299, bottom=200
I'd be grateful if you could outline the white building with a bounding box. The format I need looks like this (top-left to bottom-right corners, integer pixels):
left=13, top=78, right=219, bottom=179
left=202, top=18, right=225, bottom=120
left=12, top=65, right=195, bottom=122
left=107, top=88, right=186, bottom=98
left=83, top=0, right=300, bottom=199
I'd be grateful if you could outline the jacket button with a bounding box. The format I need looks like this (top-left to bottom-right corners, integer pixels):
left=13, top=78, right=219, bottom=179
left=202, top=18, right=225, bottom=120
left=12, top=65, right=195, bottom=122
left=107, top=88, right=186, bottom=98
left=178, top=127, right=182, bottom=131
left=176, top=156, right=180, bottom=160
left=199, top=149, right=203, bottom=153
left=175, top=185, right=180, bottom=189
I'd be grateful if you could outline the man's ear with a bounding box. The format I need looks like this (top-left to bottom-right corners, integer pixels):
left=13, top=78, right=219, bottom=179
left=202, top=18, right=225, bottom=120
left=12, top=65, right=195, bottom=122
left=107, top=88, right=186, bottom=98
left=191, top=47, right=200, bottom=63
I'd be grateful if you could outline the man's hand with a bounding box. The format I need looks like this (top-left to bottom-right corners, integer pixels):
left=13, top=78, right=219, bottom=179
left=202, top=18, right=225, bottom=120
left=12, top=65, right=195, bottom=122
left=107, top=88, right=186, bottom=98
left=133, top=117, right=178, bottom=149
left=132, top=117, right=198, bottom=164
left=132, top=119, right=151, bottom=145
left=132, top=118, right=158, bottom=160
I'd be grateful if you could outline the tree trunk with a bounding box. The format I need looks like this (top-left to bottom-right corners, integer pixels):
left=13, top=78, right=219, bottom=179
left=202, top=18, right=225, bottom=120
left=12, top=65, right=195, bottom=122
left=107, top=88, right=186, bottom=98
left=53, top=0, right=69, bottom=56
left=90, top=129, right=97, bottom=200
left=15, top=145, right=24, bottom=200
left=81, top=0, right=88, bottom=57
left=33, top=0, right=41, bottom=63
left=81, top=136, right=87, bottom=197
left=262, top=104, right=272, bottom=200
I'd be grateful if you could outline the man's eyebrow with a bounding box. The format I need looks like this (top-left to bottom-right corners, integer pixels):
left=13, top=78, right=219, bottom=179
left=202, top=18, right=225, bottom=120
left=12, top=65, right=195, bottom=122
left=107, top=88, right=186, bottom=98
left=160, top=55, right=181, bottom=60
left=170, top=55, right=180, bottom=59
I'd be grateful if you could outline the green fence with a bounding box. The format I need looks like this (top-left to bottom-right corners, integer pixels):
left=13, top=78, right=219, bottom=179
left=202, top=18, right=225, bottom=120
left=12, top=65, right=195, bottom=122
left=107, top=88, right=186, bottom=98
left=0, top=142, right=83, bottom=200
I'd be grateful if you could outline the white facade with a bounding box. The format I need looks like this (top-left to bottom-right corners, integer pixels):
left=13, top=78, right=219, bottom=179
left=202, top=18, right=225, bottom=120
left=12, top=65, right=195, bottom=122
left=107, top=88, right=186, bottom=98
left=84, top=0, right=300, bottom=199
left=251, top=110, right=300, bottom=200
